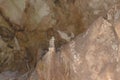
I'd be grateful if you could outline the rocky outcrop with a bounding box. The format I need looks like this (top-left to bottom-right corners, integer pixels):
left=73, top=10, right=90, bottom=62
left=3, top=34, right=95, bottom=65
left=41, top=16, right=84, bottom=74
left=0, top=0, right=120, bottom=77
left=29, top=4, right=120, bottom=80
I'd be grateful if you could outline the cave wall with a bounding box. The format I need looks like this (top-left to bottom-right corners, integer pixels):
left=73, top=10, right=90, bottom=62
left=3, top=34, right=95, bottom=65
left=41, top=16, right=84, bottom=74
left=0, top=0, right=119, bottom=73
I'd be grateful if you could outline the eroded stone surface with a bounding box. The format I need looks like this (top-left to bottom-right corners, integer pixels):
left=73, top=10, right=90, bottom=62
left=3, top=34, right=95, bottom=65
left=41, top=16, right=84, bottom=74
left=0, top=0, right=120, bottom=78
left=29, top=6, right=120, bottom=80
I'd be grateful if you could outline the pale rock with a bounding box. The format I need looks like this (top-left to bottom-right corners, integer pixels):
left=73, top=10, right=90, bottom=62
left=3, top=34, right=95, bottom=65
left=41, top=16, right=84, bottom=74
left=29, top=9, right=120, bottom=80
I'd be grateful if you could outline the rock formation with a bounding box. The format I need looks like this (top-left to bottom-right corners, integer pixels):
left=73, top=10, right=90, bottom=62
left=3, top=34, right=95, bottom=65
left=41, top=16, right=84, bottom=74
left=29, top=4, right=120, bottom=80
left=0, top=0, right=120, bottom=80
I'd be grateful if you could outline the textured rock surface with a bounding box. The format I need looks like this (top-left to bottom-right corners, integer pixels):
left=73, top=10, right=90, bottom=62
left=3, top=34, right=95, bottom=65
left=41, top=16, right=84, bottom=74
left=28, top=4, right=120, bottom=80
left=0, top=0, right=120, bottom=79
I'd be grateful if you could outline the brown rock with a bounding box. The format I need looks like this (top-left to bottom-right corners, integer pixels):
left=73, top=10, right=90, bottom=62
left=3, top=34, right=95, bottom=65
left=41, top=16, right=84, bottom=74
left=0, top=0, right=120, bottom=75
left=30, top=13, right=120, bottom=80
